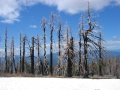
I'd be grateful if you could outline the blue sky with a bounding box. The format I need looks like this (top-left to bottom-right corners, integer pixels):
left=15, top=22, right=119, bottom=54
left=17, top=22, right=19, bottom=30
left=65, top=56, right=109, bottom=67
left=0, top=0, right=120, bottom=55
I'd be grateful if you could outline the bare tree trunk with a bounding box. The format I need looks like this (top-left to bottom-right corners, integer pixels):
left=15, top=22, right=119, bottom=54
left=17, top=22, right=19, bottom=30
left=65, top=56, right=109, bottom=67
left=68, top=36, right=74, bottom=77
left=42, top=18, right=48, bottom=75
left=10, top=36, right=15, bottom=74
left=99, top=33, right=103, bottom=76
left=66, top=26, right=73, bottom=77
left=5, top=29, right=8, bottom=73
left=50, top=13, right=54, bottom=75
left=83, top=32, right=88, bottom=78
left=30, top=37, right=34, bottom=74
left=58, top=15, right=62, bottom=76
left=78, top=16, right=84, bottom=76
left=37, top=35, right=43, bottom=75
left=22, top=35, right=26, bottom=73
left=20, top=33, right=22, bottom=73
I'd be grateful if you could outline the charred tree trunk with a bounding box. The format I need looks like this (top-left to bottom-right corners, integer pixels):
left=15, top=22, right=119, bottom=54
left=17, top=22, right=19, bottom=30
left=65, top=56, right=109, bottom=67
left=31, top=37, right=34, bottom=74
left=66, top=26, right=73, bottom=77
left=68, top=36, right=74, bottom=77
left=22, top=35, right=26, bottom=73
left=78, top=16, right=84, bottom=76
left=20, top=33, right=22, bottom=73
left=99, top=33, right=103, bottom=76
left=83, top=32, right=88, bottom=78
left=10, top=36, right=15, bottom=74
left=50, top=13, right=54, bottom=75
left=42, top=18, right=48, bottom=75
left=5, top=29, right=8, bottom=73
left=37, top=35, right=43, bottom=75
left=58, top=16, right=62, bottom=76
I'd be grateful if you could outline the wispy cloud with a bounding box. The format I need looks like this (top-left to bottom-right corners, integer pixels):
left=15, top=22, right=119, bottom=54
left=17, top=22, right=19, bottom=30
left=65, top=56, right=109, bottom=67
left=29, top=25, right=37, bottom=28
left=112, top=36, right=117, bottom=38
left=105, top=40, right=120, bottom=44
left=106, top=46, right=120, bottom=50
left=1, top=0, right=120, bottom=23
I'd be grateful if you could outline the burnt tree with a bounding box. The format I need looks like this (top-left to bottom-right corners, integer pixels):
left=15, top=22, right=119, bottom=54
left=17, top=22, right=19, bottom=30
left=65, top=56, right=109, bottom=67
left=5, top=29, right=8, bottom=73
left=30, top=37, right=34, bottom=74
left=21, top=35, right=26, bottom=73
left=50, top=13, right=54, bottom=75
left=41, top=18, right=49, bottom=75
left=20, top=32, right=22, bottom=73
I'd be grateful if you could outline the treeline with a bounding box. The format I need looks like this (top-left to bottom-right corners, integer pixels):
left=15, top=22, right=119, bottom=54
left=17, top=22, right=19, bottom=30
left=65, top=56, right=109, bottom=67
left=0, top=4, right=120, bottom=78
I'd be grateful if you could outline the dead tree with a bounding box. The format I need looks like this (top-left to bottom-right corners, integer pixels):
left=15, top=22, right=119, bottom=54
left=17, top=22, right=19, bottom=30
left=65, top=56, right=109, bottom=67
left=5, top=29, right=8, bottom=73
left=20, top=32, right=22, bottom=73
left=10, top=36, right=16, bottom=74
left=82, top=2, right=102, bottom=78
left=21, top=35, right=26, bottom=73
left=57, top=15, right=63, bottom=76
left=50, top=13, right=54, bottom=75
left=99, top=32, right=103, bottom=76
left=68, top=36, right=75, bottom=77
left=41, top=17, right=49, bottom=75
left=65, top=25, right=73, bottom=77
left=78, top=16, right=84, bottom=76
left=36, top=35, right=43, bottom=75
left=30, top=37, right=34, bottom=74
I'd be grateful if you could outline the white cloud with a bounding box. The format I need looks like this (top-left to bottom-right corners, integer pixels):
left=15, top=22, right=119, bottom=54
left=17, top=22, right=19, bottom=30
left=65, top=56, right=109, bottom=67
left=112, top=36, right=117, bottom=38
left=1, top=0, right=120, bottom=23
left=106, top=46, right=120, bottom=50
left=105, top=40, right=120, bottom=44
left=0, top=0, right=20, bottom=24
left=30, top=25, right=37, bottom=28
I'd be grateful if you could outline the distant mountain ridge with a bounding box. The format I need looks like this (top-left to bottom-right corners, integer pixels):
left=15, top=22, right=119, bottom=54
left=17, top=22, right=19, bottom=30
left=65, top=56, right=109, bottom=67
left=1, top=50, right=120, bottom=66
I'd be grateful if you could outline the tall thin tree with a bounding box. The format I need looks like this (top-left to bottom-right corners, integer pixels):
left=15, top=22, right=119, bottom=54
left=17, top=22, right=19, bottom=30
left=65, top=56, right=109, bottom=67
left=20, top=32, right=22, bottom=73
left=21, top=35, right=26, bottom=73
left=78, top=16, right=84, bottom=76
left=5, top=28, right=8, bottom=73
left=30, top=37, right=34, bottom=74
left=42, top=18, right=48, bottom=75
left=50, top=13, right=54, bottom=75
left=58, top=15, right=62, bottom=76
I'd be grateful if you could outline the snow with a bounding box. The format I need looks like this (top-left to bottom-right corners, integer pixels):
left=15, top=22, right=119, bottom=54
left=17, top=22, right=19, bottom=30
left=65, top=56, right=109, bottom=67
left=0, top=78, right=119, bottom=90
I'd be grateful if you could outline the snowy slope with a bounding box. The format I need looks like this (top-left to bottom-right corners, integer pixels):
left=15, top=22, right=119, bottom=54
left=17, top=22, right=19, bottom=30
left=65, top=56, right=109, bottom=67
left=0, top=78, right=119, bottom=90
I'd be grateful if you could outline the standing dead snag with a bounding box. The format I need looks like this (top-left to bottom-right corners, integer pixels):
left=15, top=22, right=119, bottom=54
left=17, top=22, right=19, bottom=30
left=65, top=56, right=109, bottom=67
left=50, top=13, right=54, bottom=75
left=41, top=17, right=49, bottom=75
left=5, top=29, right=8, bottom=73
left=30, top=37, right=34, bottom=74
left=57, top=15, right=63, bottom=76
left=82, top=2, right=101, bottom=78
left=20, top=32, right=22, bottom=73
left=36, top=35, right=43, bottom=75
left=10, top=36, right=16, bottom=73
left=21, top=35, right=26, bottom=73
left=78, top=16, right=84, bottom=76
left=65, top=25, right=74, bottom=77
left=99, top=32, right=102, bottom=76
left=68, top=36, right=75, bottom=77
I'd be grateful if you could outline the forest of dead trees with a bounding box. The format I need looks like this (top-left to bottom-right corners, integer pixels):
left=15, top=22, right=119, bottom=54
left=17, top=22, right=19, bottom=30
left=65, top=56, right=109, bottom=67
left=0, top=4, right=120, bottom=78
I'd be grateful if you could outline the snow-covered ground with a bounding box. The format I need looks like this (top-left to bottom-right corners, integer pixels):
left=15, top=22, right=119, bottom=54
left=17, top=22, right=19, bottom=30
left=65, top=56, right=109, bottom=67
left=0, top=78, right=119, bottom=90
